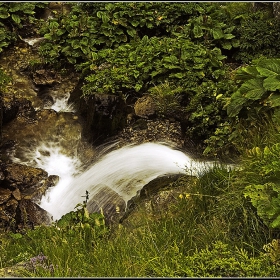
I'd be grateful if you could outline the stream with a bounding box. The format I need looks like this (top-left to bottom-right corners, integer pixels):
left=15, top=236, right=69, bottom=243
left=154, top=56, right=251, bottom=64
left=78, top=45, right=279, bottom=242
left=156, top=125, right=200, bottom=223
left=1, top=41, right=220, bottom=222
left=3, top=85, right=216, bottom=221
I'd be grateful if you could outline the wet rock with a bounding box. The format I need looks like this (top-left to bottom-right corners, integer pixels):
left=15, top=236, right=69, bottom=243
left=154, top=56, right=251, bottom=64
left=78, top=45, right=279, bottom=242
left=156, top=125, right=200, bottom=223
left=4, top=162, right=48, bottom=189
left=117, top=119, right=184, bottom=148
left=134, top=95, right=156, bottom=119
left=2, top=94, right=36, bottom=124
left=32, top=69, right=61, bottom=86
left=0, top=188, right=12, bottom=204
left=3, top=162, right=56, bottom=202
left=87, top=184, right=126, bottom=225
left=0, top=92, right=3, bottom=144
left=139, top=174, right=183, bottom=198
left=12, top=188, right=21, bottom=201
left=0, top=161, right=55, bottom=231
left=5, top=198, right=18, bottom=214
left=16, top=199, right=52, bottom=229
left=83, top=94, right=127, bottom=145
left=120, top=174, right=195, bottom=226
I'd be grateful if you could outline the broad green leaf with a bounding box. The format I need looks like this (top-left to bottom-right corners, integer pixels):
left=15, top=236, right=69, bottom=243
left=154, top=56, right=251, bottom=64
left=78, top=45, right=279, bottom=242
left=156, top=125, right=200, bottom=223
left=0, top=10, right=9, bottom=18
left=223, top=33, right=235, bottom=40
left=131, top=20, right=139, bottom=27
left=127, top=28, right=136, bottom=37
left=256, top=59, right=280, bottom=77
left=170, top=72, right=184, bottom=79
left=231, top=40, right=240, bottom=48
left=263, top=75, right=280, bottom=91
left=227, top=91, right=247, bottom=117
left=239, top=78, right=265, bottom=100
left=271, top=215, right=280, bottom=228
left=224, top=26, right=235, bottom=34
left=235, top=66, right=260, bottom=81
left=221, top=41, right=232, bottom=50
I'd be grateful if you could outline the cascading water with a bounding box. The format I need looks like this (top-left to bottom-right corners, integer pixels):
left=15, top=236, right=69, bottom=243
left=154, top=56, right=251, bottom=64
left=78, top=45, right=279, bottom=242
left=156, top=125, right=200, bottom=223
left=6, top=85, right=216, bottom=222
left=39, top=142, right=215, bottom=221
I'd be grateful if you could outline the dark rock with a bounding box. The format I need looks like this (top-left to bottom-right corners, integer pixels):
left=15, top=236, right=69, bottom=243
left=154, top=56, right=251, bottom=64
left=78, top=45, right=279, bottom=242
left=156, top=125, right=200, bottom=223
left=32, top=69, right=61, bottom=86
left=0, top=92, right=2, bottom=144
left=0, top=188, right=11, bottom=204
left=86, top=184, right=126, bottom=225
left=5, top=198, right=18, bottom=214
left=12, top=188, right=21, bottom=201
left=2, top=94, right=36, bottom=124
left=120, top=174, right=195, bottom=226
left=2, top=94, right=20, bottom=124
left=3, top=162, right=57, bottom=202
left=273, top=2, right=280, bottom=20
left=83, top=94, right=127, bottom=145
left=139, top=174, right=183, bottom=198
left=117, top=119, right=184, bottom=148
left=15, top=199, right=52, bottom=230
left=134, top=95, right=156, bottom=119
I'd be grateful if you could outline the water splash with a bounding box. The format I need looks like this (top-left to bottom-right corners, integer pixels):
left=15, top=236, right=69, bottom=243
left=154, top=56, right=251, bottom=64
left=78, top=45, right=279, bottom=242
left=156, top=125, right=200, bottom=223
left=39, top=142, right=215, bottom=221
left=44, top=92, right=76, bottom=112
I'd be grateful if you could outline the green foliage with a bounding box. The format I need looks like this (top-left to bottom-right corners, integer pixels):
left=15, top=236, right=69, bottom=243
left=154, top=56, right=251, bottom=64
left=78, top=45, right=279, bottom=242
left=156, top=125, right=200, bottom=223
left=181, top=241, right=278, bottom=277
left=234, top=11, right=280, bottom=63
left=0, top=2, right=47, bottom=53
left=38, top=2, right=209, bottom=66
left=83, top=36, right=228, bottom=96
left=55, top=201, right=107, bottom=240
left=208, top=57, right=280, bottom=156
left=243, top=144, right=280, bottom=229
left=227, top=58, right=280, bottom=119
left=148, top=82, right=183, bottom=118
left=174, top=4, right=239, bottom=51
left=83, top=35, right=234, bottom=146
left=263, top=239, right=280, bottom=265
left=0, top=165, right=276, bottom=277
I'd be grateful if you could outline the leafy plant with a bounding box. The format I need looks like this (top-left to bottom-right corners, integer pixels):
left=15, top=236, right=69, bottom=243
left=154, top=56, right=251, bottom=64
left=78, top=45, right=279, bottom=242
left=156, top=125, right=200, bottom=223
left=38, top=2, right=210, bottom=66
left=174, top=5, right=239, bottom=51
left=243, top=144, right=280, bottom=229
left=233, top=11, right=280, bottom=63
left=227, top=57, right=280, bottom=119
left=0, top=3, right=47, bottom=53
left=210, top=57, right=280, bottom=156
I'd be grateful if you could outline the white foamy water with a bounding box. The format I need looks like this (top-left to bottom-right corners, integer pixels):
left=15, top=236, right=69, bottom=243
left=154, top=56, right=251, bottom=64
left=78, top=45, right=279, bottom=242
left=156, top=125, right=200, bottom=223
left=11, top=142, right=83, bottom=190
left=39, top=142, right=215, bottom=221
left=44, top=92, right=76, bottom=112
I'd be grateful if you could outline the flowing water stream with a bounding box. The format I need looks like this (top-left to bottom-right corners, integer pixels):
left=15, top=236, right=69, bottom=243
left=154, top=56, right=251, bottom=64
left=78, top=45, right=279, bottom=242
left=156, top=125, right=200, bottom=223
left=4, top=85, right=217, bottom=222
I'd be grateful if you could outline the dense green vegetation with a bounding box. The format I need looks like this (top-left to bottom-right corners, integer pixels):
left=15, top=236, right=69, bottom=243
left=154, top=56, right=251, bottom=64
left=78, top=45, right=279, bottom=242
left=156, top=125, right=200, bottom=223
left=1, top=2, right=280, bottom=277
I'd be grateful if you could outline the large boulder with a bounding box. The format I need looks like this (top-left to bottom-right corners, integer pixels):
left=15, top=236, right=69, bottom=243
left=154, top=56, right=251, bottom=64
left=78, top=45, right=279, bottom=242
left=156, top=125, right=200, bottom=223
left=2, top=94, right=36, bottom=124
left=3, top=162, right=53, bottom=201
left=32, top=69, right=61, bottom=86
left=0, top=161, right=57, bottom=231
left=86, top=184, right=126, bottom=225
left=15, top=199, right=52, bottom=231
left=134, top=95, right=156, bottom=119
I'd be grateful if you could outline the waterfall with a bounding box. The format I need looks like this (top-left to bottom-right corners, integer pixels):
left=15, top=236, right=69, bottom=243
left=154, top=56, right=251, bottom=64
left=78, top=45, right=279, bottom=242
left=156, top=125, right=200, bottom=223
left=5, top=82, right=216, bottom=222
left=39, top=142, right=215, bottom=221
